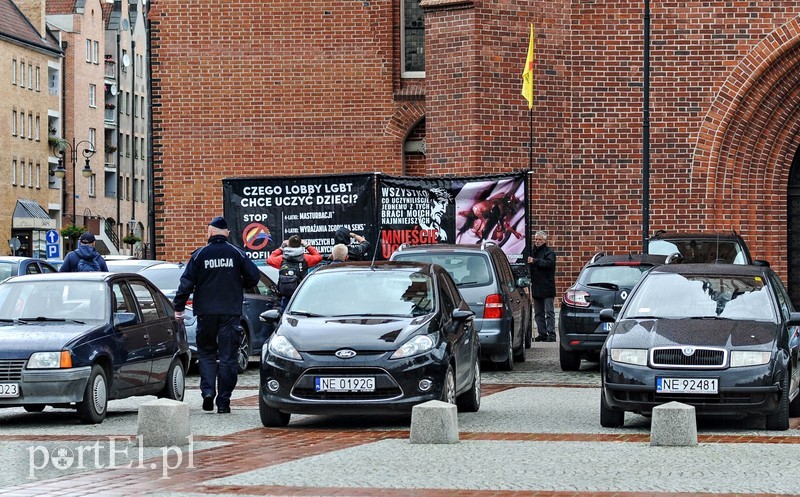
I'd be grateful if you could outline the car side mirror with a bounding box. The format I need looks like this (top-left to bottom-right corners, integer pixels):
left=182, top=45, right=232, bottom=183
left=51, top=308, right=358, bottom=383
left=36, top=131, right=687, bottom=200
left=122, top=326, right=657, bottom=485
left=753, top=259, right=770, bottom=267
left=452, top=309, right=475, bottom=321
left=787, top=312, right=800, bottom=326
left=114, top=312, right=137, bottom=327
left=516, top=277, right=531, bottom=288
left=260, top=309, right=281, bottom=322
left=599, top=308, right=616, bottom=323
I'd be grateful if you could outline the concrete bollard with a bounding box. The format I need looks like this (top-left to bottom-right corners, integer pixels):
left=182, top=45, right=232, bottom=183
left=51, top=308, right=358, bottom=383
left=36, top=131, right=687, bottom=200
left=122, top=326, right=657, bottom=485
left=410, top=400, right=459, bottom=444
left=137, top=398, right=191, bottom=447
left=650, top=401, right=697, bottom=447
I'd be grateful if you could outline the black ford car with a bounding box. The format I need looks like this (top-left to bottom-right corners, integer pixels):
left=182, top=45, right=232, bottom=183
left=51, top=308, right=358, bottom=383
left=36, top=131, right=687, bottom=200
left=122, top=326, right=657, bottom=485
left=600, top=263, right=800, bottom=430
left=258, top=261, right=481, bottom=427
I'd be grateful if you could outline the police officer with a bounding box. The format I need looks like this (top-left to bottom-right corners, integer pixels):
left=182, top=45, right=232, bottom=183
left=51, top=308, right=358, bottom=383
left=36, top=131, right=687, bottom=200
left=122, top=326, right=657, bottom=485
left=174, top=216, right=260, bottom=413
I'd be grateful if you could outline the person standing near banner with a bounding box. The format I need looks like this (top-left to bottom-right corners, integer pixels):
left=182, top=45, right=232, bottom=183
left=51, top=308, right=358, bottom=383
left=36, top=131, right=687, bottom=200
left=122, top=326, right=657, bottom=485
left=333, top=227, right=371, bottom=261
left=267, top=235, right=323, bottom=311
left=527, top=230, right=556, bottom=342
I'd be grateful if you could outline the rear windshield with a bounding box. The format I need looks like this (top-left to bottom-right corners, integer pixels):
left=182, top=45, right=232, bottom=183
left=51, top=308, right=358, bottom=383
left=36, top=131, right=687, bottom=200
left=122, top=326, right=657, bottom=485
left=648, top=239, right=748, bottom=264
left=392, top=253, right=492, bottom=287
left=578, top=264, right=653, bottom=288
left=622, top=272, right=776, bottom=322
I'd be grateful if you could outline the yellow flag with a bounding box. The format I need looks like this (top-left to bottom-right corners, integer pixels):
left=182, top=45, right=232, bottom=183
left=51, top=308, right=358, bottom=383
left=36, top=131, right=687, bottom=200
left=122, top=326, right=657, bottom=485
left=521, top=23, right=534, bottom=109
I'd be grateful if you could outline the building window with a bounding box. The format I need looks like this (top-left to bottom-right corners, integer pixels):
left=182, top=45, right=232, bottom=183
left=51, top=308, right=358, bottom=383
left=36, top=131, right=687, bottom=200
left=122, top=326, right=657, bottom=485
left=86, top=40, right=92, bottom=62
left=11, top=110, right=17, bottom=136
left=27, top=65, right=32, bottom=89
left=11, top=159, right=16, bottom=185
left=89, top=174, right=96, bottom=197
left=28, top=162, right=33, bottom=188
left=11, top=59, right=16, bottom=84
left=19, top=159, right=24, bottom=187
left=35, top=163, right=40, bottom=189
left=19, top=112, right=24, bottom=139
left=125, top=175, right=130, bottom=200
left=89, top=84, right=96, bottom=107
left=121, top=50, right=128, bottom=73
left=89, top=128, right=96, bottom=150
left=126, top=92, right=130, bottom=115
left=20, top=62, right=25, bottom=87
left=93, top=41, right=99, bottom=64
left=27, top=113, right=32, bottom=139
left=35, top=116, right=40, bottom=141
left=35, top=66, right=40, bottom=91
left=402, top=0, right=425, bottom=78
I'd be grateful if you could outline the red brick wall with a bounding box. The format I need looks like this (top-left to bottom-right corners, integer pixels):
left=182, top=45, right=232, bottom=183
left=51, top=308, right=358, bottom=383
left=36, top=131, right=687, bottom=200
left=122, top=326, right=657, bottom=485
left=150, top=0, right=800, bottom=293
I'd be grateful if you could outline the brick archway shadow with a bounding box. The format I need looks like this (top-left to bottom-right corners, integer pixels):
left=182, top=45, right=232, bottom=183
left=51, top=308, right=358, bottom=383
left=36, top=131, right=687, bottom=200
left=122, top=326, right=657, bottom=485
left=693, top=18, right=800, bottom=268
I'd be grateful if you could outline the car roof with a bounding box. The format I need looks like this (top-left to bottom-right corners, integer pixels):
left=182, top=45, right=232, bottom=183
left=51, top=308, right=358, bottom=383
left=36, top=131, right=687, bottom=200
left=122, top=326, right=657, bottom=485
left=4, top=271, right=134, bottom=283
left=586, top=253, right=669, bottom=267
left=0, top=256, right=43, bottom=263
left=649, top=231, right=744, bottom=240
left=392, top=243, right=499, bottom=254
left=649, top=262, right=768, bottom=277
left=313, top=260, right=437, bottom=273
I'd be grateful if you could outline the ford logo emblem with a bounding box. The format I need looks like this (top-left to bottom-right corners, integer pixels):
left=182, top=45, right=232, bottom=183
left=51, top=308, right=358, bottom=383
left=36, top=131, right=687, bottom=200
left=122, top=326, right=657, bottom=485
left=682, top=346, right=695, bottom=356
left=335, top=349, right=357, bottom=359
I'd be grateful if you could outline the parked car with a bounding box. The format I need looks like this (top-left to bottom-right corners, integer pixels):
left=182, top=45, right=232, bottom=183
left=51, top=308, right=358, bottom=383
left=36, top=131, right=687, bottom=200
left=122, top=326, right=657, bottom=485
left=0, top=272, right=190, bottom=423
left=558, top=252, right=668, bottom=371
left=600, top=263, right=800, bottom=430
left=390, top=242, right=530, bottom=370
left=258, top=261, right=481, bottom=427
left=0, top=257, right=58, bottom=281
left=46, top=259, right=64, bottom=270
left=138, top=261, right=281, bottom=372
left=647, top=230, right=762, bottom=265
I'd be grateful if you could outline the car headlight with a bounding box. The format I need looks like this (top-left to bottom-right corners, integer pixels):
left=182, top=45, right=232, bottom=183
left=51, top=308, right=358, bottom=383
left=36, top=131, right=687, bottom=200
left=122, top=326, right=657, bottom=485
left=267, top=335, right=301, bottom=361
left=610, top=348, right=647, bottom=366
left=729, top=350, right=771, bottom=368
left=390, top=334, right=435, bottom=359
left=28, top=351, right=72, bottom=369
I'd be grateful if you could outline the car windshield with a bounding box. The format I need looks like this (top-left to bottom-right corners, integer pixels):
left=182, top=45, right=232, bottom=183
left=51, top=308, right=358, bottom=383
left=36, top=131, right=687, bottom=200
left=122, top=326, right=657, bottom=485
left=0, top=262, right=18, bottom=281
left=289, top=270, right=435, bottom=317
left=579, top=264, right=652, bottom=288
left=622, top=272, right=777, bottom=322
left=392, top=253, right=491, bottom=287
left=0, top=280, right=107, bottom=321
left=648, top=239, right=747, bottom=264
left=140, top=267, right=182, bottom=291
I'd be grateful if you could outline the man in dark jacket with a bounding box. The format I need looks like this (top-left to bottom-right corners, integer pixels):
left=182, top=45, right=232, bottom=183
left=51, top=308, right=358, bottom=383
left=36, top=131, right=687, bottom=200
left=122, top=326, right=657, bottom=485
left=173, top=216, right=260, bottom=414
left=333, top=227, right=370, bottom=261
left=527, top=230, right=557, bottom=342
left=59, top=232, right=109, bottom=272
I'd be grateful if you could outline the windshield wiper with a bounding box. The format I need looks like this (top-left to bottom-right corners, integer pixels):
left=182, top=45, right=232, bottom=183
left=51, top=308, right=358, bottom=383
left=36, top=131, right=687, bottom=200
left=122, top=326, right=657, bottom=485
left=19, top=317, right=66, bottom=322
left=586, top=282, right=620, bottom=290
left=287, top=310, right=324, bottom=317
left=0, top=318, right=28, bottom=324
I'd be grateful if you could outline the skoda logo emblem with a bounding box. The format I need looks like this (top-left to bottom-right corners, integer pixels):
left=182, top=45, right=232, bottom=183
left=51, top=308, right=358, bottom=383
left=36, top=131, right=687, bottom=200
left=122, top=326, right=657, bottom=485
left=335, top=349, right=357, bottom=359
left=620, top=291, right=628, bottom=300
left=682, top=346, right=695, bottom=356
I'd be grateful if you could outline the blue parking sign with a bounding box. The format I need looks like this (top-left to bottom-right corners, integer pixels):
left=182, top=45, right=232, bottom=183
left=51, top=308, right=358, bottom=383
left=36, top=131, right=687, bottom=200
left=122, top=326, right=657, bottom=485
left=47, top=243, right=60, bottom=259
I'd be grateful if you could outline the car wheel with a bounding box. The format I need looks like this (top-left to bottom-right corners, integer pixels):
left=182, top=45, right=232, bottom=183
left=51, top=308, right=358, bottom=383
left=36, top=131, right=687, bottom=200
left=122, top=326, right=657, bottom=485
left=766, top=370, right=790, bottom=431
left=441, top=364, right=456, bottom=404
left=497, top=330, right=514, bottom=371
left=23, top=405, right=45, bottom=413
left=456, top=356, right=481, bottom=412
left=259, top=392, right=290, bottom=427
left=77, top=365, right=108, bottom=425
left=559, top=345, right=581, bottom=371
left=600, top=389, right=624, bottom=428
left=159, top=359, right=186, bottom=401
left=237, top=326, right=250, bottom=373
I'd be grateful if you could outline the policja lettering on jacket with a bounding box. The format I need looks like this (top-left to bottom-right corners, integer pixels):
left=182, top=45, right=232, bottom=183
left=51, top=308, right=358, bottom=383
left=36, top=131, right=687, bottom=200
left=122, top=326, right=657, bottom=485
left=204, top=258, right=234, bottom=269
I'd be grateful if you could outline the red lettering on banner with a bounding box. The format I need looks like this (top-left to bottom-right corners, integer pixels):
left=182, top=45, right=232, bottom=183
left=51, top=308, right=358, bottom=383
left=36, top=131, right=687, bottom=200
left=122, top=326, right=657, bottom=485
left=380, top=228, right=438, bottom=257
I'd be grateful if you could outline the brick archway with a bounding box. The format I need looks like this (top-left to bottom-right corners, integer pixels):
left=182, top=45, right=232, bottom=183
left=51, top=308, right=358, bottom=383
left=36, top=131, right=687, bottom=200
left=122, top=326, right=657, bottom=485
left=384, top=100, right=426, bottom=175
left=693, top=19, right=800, bottom=271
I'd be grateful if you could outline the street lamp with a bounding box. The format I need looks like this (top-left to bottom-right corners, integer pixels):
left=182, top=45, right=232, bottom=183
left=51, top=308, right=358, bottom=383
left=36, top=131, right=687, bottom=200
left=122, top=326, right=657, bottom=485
left=52, top=138, right=95, bottom=226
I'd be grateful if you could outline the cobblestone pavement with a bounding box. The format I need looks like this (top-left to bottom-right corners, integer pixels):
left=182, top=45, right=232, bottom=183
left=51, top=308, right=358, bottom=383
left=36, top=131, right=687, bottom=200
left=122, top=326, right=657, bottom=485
left=1, top=340, right=799, bottom=496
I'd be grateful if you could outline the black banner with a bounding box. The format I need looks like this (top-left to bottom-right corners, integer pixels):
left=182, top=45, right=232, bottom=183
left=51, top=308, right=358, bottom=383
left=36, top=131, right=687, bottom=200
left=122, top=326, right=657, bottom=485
left=377, top=173, right=528, bottom=264
left=222, top=174, right=376, bottom=261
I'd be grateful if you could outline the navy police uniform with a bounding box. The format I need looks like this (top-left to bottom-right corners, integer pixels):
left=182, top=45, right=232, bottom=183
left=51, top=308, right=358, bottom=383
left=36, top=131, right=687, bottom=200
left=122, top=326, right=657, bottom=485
left=174, top=217, right=260, bottom=413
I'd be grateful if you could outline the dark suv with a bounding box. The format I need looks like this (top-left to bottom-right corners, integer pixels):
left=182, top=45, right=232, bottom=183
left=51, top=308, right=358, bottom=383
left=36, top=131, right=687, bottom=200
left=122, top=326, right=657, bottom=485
left=559, top=252, right=668, bottom=371
left=390, top=243, right=531, bottom=370
left=647, top=230, right=757, bottom=265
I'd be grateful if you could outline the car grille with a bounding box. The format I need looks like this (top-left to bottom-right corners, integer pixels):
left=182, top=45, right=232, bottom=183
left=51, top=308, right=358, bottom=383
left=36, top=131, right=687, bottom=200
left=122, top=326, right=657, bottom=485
left=291, top=367, right=403, bottom=401
left=0, top=360, right=25, bottom=381
left=612, top=389, right=766, bottom=407
left=650, top=346, right=727, bottom=369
